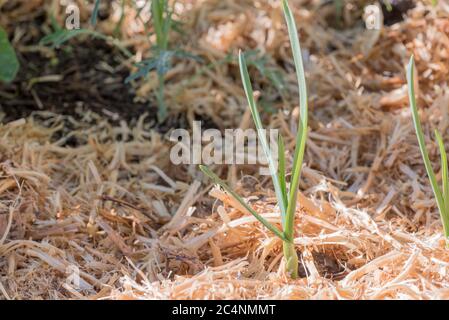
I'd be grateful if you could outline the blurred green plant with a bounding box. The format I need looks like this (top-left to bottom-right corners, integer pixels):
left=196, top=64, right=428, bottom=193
left=384, top=0, right=393, bottom=11
left=125, top=0, right=175, bottom=122
left=41, top=0, right=197, bottom=122
left=407, top=55, right=449, bottom=243
left=125, top=49, right=200, bottom=121
left=180, top=50, right=285, bottom=108
left=91, top=0, right=101, bottom=26
left=125, top=0, right=199, bottom=121
left=0, top=26, right=20, bottom=83
left=200, top=0, right=308, bottom=279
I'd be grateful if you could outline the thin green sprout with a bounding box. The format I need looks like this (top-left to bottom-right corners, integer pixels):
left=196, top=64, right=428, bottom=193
left=200, top=0, right=308, bottom=278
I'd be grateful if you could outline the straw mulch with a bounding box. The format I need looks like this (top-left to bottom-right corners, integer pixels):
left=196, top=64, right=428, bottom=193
left=0, top=0, right=449, bottom=299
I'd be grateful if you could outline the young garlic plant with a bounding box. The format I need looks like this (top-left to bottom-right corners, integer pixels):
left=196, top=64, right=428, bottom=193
left=0, top=26, right=19, bottom=83
left=200, top=0, right=308, bottom=279
left=407, top=55, right=449, bottom=243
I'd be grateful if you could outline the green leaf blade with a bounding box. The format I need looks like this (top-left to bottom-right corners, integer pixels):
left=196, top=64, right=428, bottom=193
left=282, top=0, right=309, bottom=241
left=0, top=26, right=20, bottom=83
left=40, top=29, right=91, bottom=48
left=199, top=165, right=289, bottom=242
left=435, top=130, right=449, bottom=221
left=278, top=134, right=288, bottom=207
left=407, top=56, right=447, bottom=236
left=152, top=0, right=171, bottom=50
left=238, top=51, right=288, bottom=223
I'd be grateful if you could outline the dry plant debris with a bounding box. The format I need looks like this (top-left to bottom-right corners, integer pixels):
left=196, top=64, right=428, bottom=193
left=0, top=0, right=449, bottom=299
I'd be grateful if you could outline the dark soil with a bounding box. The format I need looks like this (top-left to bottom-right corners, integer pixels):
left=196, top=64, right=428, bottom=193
left=298, top=251, right=349, bottom=280
left=1, top=36, right=221, bottom=136
left=0, top=4, right=154, bottom=123
left=0, top=37, right=155, bottom=122
left=1, top=0, right=414, bottom=134
left=0, top=5, right=220, bottom=134
left=0, top=37, right=218, bottom=135
left=382, top=0, right=415, bottom=26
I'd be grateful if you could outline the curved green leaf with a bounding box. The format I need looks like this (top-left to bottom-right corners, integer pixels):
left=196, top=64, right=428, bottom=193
left=435, top=130, right=449, bottom=221
left=282, top=0, right=308, bottom=241
left=199, top=165, right=289, bottom=242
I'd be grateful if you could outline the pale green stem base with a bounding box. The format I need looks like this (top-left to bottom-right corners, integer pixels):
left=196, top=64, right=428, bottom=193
left=283, top=241, right=299, bottom=279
